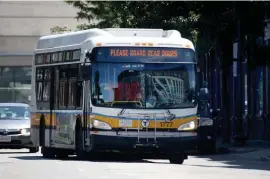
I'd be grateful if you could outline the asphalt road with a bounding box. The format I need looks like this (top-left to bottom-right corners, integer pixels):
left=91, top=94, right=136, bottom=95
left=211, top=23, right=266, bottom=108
left=0, top=149, right=269, bottom=179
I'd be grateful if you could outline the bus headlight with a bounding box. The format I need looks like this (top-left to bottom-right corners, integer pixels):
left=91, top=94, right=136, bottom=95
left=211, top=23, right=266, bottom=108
left=199, top=118, right=213, bottom=126
left=178, top=121, right=196, bottom=131
left=20, top=128, right=30, bottom=134
left=92, top=119, right=112, bottom=130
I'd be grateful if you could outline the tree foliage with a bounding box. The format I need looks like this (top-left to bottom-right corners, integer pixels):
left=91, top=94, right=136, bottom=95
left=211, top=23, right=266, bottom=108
left=64, top=1, right=200, bottom=42
left=50, top=26, right=72, bottom=34
left=52, top=1, right=270, bottom=65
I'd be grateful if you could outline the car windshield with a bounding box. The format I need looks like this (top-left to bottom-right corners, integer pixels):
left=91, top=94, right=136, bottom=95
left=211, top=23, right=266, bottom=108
left=0, top=106, right=30, bottom=119
left=91, top=63, right=196, bottom=109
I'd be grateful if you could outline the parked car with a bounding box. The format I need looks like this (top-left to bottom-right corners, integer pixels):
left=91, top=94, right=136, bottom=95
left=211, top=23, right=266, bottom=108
left=0, top=103, right=39, bottom=153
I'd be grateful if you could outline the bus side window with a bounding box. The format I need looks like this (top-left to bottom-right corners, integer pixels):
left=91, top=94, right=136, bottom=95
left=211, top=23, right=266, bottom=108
left=36, top=68, right=43, bottom=101
left=59, top=81, right=67, bottom=108
left=76, top=81, right=83, bottom=108
left=36, top=82, right=43, bottom=101
left=59, top=65, right=68, bottom=109
left=36, top=67, right=51, bottom=110
left=67, top=79, right=77, bottom=108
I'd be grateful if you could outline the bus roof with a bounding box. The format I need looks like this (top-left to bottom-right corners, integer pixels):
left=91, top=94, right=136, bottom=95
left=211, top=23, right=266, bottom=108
left=35, top=28, right=195, bottom=52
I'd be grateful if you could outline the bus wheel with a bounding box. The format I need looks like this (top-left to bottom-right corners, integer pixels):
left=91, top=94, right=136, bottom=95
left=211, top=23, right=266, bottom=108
left=169, top=158, right=184, bottom=164
left=169, top=153, right=187, bottom=164
left=29, top=146, right=39, bottom=153
left=75, top=119, right=87, bottom=160
left=56, top=151, right=69, bottom=159
left=41, top=147, right=55, bottom=159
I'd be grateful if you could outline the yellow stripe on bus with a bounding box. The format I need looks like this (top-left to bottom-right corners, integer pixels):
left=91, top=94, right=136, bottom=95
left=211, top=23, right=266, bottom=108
left=31, top=112, right=198, bottom=129
left=91, top=114, right=198, bottom=129
left=31, top=113, right=57, bottom=127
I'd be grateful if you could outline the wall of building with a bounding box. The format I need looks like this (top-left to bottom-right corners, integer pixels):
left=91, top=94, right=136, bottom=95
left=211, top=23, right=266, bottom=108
left=0, top=1, right=85, bottom=104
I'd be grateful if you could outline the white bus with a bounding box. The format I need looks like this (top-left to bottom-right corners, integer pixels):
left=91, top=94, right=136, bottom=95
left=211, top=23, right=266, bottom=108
left=30, top=28, right=201, bottom=164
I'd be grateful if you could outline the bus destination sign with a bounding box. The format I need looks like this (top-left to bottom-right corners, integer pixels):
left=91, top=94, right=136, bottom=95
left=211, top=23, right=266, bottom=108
left=109, top=48, right=178, bottom=57
left=94, top=47, right=195, bottom=63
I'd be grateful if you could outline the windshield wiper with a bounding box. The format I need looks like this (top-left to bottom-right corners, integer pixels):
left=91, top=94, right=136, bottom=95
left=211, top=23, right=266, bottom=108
left=118, top=108, right=126, bottom=116
left=166, top=109, right=176, bottom=121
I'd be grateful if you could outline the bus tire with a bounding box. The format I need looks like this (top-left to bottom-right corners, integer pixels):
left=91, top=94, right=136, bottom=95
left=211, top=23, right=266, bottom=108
left=75, top=118, right=87, bottom=160
left=169, top=152, right=186, bottom=164
left=29, top=146, right=39, bottom=153
left=169, top=156, right=185, bottom=164
left=56, top=150, right=69, bottom=159
left=39, top=114, right=45, bottom=147
left=41, top=147, right=55, bottom=159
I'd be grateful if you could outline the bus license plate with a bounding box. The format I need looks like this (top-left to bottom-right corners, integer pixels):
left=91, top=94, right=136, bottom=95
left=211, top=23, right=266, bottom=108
left=119, top=120, right=132, bottom=127
left=0, top=136, right=11, bottom=142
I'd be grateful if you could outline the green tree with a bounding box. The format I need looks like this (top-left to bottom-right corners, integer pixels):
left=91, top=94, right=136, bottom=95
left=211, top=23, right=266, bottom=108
left=54, top=1, right=270, bottom=67
left=64, top=1, right=199, bottom=43
left=193, top=2, right=270, bottom=67
left=50, top=26, right=72, bottom=34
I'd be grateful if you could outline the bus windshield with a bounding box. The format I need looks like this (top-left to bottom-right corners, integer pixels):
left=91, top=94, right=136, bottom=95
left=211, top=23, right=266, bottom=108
left=91, top=62, right=196, bottom=109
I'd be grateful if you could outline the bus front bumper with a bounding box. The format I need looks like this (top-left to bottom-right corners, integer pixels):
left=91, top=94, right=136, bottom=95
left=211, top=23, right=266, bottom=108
left=89, top=130, right=197, bottom=154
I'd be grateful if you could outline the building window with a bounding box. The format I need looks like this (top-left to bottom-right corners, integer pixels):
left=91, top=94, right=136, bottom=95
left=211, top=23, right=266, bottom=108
left=0, top=66, right=31, bottom=104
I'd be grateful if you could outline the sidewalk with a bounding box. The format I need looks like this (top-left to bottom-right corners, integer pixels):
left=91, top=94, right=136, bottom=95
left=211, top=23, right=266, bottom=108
left=217, top=140, right=270, bottom=162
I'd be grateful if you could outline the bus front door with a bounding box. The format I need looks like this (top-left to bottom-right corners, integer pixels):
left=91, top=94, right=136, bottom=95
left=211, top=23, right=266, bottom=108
left=82, top=80, right=91, bottom=149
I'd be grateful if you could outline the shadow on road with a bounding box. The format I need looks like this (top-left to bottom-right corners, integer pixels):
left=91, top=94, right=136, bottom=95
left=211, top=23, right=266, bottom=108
left=10, top=154, right=159, bottom=164
left=10, top=149, right=270, bottom=170
left=0, top=151, right=29, bottom=154
left=189, top=150, right=270, bottom=171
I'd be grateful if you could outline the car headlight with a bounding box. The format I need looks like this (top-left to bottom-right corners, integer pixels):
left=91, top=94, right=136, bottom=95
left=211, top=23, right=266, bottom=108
left=92, top=119, right=112, bottom=130
left=199, top=118, right=213, bottom=126
left=21, top=128, right=30, bottom=134
left=178, top=121, right=196, bottom=131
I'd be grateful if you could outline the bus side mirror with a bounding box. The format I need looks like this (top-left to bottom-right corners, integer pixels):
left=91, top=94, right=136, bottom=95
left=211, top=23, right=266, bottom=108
left=80, top=50, right=92, bottom=80
left=198, top=88, right=209, bottom=101
left=80, top=64, right=91, bottom=80
left=84, top=50, right=92, bottom=63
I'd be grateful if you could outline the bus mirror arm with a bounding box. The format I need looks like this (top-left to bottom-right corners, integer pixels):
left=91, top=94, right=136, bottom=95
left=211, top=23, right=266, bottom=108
left=80, top=50, right=92, bottom=80
left=80, top=64, right=91, bottom=80
left=84, top=50, right=92, bottom=63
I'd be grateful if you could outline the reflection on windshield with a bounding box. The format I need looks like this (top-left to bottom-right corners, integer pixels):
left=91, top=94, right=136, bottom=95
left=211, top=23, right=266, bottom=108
left=91, top=63, right=196, bottom=109
left=0, top=106, right=30, bottom=119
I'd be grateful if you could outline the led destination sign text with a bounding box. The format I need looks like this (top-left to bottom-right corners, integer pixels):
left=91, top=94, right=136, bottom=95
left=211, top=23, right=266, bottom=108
left=94, top=47, right=195, bottom=63
left=110, top=49, right=178, bottom=57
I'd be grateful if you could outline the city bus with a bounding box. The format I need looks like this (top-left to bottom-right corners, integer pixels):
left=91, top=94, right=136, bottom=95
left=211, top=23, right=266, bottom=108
left=30, top=28, right=202, bottom=164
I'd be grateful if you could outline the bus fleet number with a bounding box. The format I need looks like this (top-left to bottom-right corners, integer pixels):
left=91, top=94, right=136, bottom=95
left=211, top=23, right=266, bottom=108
left=160, top=122, right=173, bottom=128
